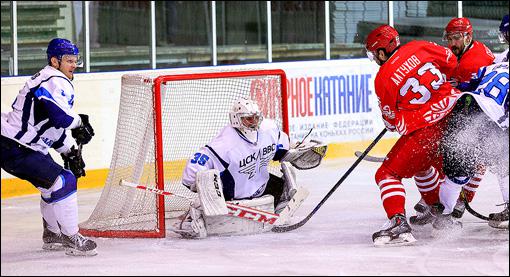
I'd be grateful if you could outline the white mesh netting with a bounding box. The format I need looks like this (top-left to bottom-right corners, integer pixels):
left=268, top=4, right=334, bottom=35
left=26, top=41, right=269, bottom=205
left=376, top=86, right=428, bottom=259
left=79, top=69, right=286, bottom=237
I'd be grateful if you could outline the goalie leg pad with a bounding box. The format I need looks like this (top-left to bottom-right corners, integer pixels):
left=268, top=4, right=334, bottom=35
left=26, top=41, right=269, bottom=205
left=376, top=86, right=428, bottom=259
left=274, top=186, right=309, bottom=225
left=204, top=195, right=275, bottom=236
left=274, top=162, right=309, bottom=224
left=275, top=162, right=298, bottom=213
left=196, top=169, right=229, bottom=217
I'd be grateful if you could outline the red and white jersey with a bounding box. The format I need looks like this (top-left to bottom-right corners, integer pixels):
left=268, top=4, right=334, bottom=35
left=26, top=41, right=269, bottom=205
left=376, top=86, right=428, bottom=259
left=374, top=40, right=462, bottom=135
left=454, top=40, right=495, bottom=82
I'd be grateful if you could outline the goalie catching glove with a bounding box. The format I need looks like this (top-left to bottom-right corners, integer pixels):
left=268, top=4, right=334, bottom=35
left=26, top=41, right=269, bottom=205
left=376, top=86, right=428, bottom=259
left=281, top=139, right=327, bottom=170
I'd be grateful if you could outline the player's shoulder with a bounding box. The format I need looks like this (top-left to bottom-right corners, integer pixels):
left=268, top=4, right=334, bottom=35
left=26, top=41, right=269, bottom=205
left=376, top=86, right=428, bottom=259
left=467, top=41, right=495, bottom=59
left=41, top=66, right=72, bottom=84
left=207, top=125, right=239, bottom=153
left=482, top=61, right=509, bottom=75
left=494, top=49, right=509, bottom=63
left=407, top=40, right=435, bottom=47
left=404, top=40, right=444, bottom=51
left=259, top=118, right=279, bottom=133
left=384, top=40, right=432, bottom=66
left=38, top=65, right=65, bottom=78
left=472, top=40, right=491, bottom=50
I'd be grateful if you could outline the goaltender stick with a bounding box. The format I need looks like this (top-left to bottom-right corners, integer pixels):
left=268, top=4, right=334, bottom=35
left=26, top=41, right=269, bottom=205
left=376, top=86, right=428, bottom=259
left=177, top=97, right=327, bottom=238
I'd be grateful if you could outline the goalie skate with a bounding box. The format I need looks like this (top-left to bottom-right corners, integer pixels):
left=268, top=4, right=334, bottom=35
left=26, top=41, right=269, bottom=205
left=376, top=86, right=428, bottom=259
left=174, top=206, right=207, bottom=239
left=372, top=214, right=417, bottom=247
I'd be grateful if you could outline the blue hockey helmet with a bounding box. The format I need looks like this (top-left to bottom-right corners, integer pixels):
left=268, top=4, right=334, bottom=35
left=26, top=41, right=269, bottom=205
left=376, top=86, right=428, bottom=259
left=46, top=38, right=81, bottom=65
left=499, top=14, right=509, bottom=43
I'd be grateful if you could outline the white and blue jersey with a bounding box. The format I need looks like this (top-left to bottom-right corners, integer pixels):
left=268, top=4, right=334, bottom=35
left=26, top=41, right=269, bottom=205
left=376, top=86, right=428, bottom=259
left=182, top=119, right=290, bottom=200
left=1, top=65, right=81, bottom=155
left=494, top=49, right=508, bottom=63
left=462, top=62, right=509, bottom=130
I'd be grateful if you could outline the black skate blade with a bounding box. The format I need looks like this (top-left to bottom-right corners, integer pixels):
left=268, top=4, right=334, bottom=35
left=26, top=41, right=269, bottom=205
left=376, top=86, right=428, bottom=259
left=65, top=247, right=98, bottom=256
left=373, top=232, right=417, bottom=247
left=488, top=220, right=509, bottom=229
left=42, top=243, right=64, bottom=251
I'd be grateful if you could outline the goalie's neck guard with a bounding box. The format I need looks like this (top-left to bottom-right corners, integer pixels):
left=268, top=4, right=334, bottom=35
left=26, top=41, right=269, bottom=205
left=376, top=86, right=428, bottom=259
left=234, top=127, right=259, bottom=144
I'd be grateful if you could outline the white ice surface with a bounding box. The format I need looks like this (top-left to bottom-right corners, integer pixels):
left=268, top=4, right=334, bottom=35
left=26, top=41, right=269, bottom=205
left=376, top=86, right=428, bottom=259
left=2, top=158, right=508, bottom=275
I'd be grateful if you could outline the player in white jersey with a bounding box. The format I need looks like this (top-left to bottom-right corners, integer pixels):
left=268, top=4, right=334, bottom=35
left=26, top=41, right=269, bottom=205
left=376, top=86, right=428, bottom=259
left=494, top=14, right=509, bottom=63
left=438, top=62, right=509, bottom=230
left=1, top=38, right=97, bottom=255
left=178, top=98, right=327, bottom=238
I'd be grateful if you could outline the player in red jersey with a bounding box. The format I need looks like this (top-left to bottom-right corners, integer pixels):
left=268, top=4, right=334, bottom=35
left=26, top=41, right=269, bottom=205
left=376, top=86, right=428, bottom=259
left=411, top=18, right=496, bottom=223
left=365, top=25, right=462, bottom=246
left=444, top=17, right=495, bottom=83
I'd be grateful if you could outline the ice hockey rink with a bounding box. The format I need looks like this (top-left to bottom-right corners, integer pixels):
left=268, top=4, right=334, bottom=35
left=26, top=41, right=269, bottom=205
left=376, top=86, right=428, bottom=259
left=1, top=158, right=508, bottom=276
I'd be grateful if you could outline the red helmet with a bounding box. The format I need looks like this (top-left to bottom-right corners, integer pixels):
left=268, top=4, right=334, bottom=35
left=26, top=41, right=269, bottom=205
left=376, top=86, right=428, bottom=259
left=444, top=17, right=473, bottom=37
left=365, top=25, right=400, bottom=54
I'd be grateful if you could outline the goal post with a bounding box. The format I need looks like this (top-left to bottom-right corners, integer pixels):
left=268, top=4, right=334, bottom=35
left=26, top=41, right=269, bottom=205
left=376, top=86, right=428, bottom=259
left=79, top=69, right=288, bottom=238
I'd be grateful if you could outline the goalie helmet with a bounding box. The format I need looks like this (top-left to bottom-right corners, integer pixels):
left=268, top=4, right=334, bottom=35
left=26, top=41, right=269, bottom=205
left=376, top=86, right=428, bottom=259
left=47, top=38, right=82, bottom=66
left=229, top=98, right=263, bottom=143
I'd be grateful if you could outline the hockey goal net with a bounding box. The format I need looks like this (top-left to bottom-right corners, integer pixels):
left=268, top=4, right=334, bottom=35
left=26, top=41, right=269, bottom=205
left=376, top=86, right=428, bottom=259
left=79, top=69, right=288, bottom=238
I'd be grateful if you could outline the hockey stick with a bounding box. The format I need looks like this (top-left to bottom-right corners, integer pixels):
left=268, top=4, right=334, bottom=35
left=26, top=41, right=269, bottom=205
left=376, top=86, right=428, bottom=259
left=295, top=128, right=314, bottom=147
left=461, top=190, right=490, bottom=221
left=272, top=128, right=388, bottom=233
left=120, top=180, right=288, bottom=225
left=354, top=151, right=386, bottom=163
left=354, top=153, right=491, bottom=220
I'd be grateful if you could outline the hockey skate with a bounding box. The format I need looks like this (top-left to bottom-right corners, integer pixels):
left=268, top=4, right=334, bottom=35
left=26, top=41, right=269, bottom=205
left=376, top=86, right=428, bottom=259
left=42, top=219, right=63, bottom=251
left=62, top=233, right=97, bottom=256
left=451, top=197, right=466, bottom=219
left=174, top=206, right=207, bottom=239
left=488, top=203, right=509, bottom=229
left=409, top=199, right=435, bottom=226
left=432, top=213, right=462, bottom=230
left=430, top=202, right=462, bottom=240
left=373, top=214, right=417, bottom=247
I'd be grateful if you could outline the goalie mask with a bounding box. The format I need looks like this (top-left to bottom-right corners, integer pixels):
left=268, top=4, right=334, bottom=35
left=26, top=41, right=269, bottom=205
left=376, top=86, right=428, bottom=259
left=230, top=98, right=263, bottom=143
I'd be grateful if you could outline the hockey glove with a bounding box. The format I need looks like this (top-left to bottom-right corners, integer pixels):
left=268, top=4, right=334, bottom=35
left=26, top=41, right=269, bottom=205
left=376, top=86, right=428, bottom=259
left=72, top=114, right=95, bottom=145
left=61, top=146, right=86, bottom=178
left=382, top=118, right=396, bottom=132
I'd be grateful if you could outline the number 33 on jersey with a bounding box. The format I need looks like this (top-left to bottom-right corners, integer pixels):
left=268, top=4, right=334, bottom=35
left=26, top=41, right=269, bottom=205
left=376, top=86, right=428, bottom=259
left=374, top=40, right=462, bottom=135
